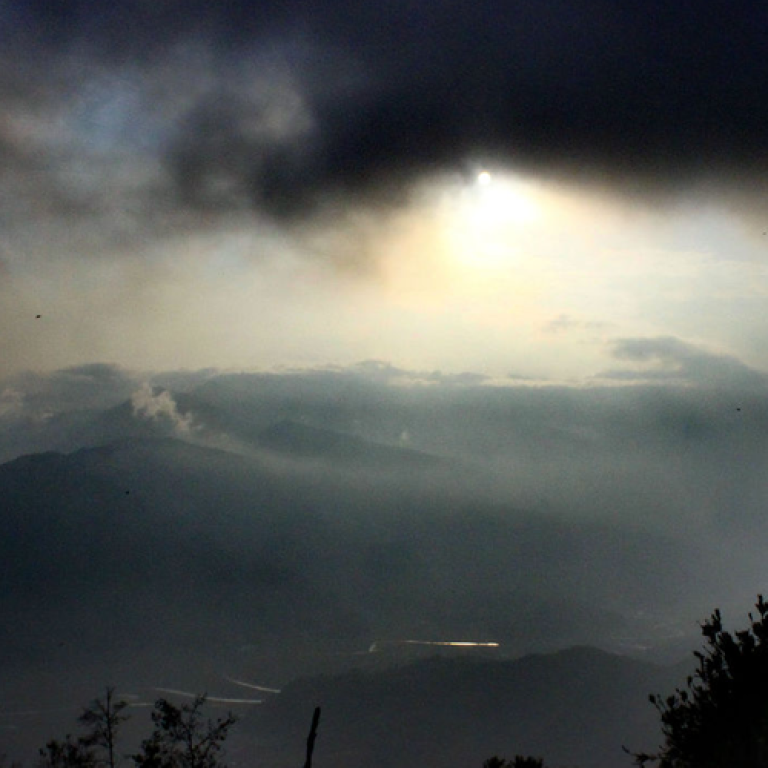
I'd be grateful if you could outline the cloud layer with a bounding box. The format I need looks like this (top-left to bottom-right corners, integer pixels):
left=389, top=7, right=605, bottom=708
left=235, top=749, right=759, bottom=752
left=4, top=0, right=768, bottom=231
left=2, top=2, right=768, bottom=381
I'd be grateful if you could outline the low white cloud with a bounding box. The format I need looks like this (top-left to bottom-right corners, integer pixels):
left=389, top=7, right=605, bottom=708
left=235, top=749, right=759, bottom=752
left=130, top=383, right=193, bottom=434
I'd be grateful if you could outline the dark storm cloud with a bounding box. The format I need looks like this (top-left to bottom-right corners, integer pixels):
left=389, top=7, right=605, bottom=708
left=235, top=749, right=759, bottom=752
left=4, top=0, right=768, bottom=226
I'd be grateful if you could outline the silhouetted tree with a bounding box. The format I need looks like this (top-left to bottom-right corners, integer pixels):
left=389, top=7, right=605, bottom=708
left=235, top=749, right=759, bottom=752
left=39, top=689, right=128, bottom=768
left=132, top=696, right=237, bottom=768
left=39, top=692, right=235, bottom=768
left=632, top=595, right=768, bottom=767
left=483, top=756, right=545, bottom=768
left=38, top=736, right=95, bottom=768
left=79, top=688, right=129, bottom=768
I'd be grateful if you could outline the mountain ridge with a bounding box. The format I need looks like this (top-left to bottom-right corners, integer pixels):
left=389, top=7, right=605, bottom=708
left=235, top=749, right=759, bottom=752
left=245, top=644, right=687, bottom=768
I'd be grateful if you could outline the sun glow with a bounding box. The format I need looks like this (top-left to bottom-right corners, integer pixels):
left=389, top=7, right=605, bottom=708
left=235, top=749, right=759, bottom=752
left=442, top=170, right=543, bottom=269
left=477, top=170, right=492, bottom=186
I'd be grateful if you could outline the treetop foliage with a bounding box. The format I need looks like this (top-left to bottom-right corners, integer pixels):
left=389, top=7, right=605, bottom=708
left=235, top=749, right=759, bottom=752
left=39, top=688, right=127, bottom=768
left=78, top=688, right=129, bottom=768
left=133, top=696, right=237, bottom=768
left=483, top=755, right=545, bottom=768
left=633, top=595, right=768, bottom=768
left=38, top=692, right=236, bottom=768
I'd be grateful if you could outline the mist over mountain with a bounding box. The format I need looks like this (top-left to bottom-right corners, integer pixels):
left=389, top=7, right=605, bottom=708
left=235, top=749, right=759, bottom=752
left=1, top=363, right=766, bottom=763
left=257, top=419, right=445, bottom=470
left=0, top=433, right=703, bottom=671
left=3, top=0, right=768, bottom=763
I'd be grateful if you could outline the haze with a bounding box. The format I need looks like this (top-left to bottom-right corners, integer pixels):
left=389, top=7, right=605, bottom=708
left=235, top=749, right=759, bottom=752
left=1, top=2, right=767, bottom=766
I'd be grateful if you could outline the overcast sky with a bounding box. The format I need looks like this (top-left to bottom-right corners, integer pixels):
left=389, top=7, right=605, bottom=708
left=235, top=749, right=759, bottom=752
left=5, top=9, right=768, bottom=756
left=2, top=0, right=768, bottom=382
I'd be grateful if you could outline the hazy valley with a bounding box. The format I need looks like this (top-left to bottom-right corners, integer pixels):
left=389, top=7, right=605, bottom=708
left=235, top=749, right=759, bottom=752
left=2, top=367, right=765, bottom=765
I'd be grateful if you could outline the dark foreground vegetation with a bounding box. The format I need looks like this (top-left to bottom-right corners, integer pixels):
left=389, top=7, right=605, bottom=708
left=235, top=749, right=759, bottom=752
left=628, top=595, right=768, bottom=768
left=7, top=597, right=768, bottom=768
left=486, top=598, right=768, bottom=768
left=37, top=694, right=236, bottom=768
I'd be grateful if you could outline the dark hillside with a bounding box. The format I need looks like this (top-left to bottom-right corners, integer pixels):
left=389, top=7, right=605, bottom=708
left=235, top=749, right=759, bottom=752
left=247, top=647, right=686, bottom=768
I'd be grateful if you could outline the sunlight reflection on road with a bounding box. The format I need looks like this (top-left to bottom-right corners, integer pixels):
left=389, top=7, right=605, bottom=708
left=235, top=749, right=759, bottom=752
left=368, top=640, right=500, bottom=652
